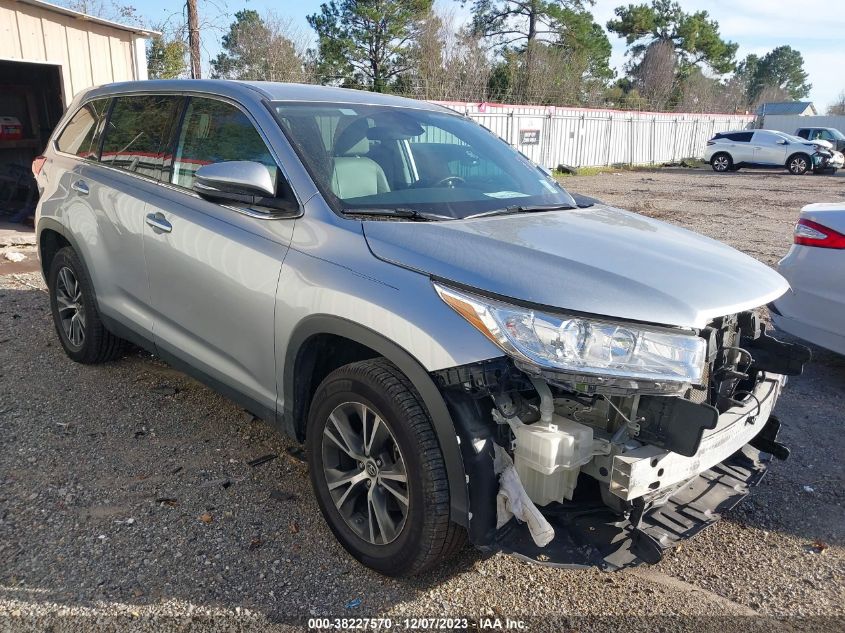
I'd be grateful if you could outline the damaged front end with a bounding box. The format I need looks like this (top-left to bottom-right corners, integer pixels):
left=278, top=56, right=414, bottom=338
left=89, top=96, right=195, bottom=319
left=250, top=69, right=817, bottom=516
left=433, top=285, right=810, bottom=570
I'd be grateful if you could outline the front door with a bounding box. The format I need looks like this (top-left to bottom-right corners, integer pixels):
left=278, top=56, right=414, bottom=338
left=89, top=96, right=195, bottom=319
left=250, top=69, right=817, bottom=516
left=752, top=132, right=787, bottom=166
left=142, top=96, right=295, bottom=419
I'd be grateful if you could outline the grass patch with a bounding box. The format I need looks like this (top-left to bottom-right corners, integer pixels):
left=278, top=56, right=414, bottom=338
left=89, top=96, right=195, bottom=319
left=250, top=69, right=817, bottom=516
left=667, top=157, right=708, bottom=169
left=554, top=164, right=653, bottom=178
left=553, top=157, right=708, bottom=178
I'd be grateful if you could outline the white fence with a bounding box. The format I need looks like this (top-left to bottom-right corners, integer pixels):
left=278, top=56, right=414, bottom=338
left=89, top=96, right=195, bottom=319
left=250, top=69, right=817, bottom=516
left=434, top=101, right=755, bottom=169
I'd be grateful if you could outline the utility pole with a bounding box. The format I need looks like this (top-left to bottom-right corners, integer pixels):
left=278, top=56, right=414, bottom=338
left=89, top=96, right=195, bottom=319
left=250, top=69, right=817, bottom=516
left=186, top=0, right=201, bottom=79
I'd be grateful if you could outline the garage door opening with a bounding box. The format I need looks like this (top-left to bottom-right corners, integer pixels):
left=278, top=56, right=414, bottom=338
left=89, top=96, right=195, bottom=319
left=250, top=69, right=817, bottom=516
left=0, top=59, right=64, bottom=225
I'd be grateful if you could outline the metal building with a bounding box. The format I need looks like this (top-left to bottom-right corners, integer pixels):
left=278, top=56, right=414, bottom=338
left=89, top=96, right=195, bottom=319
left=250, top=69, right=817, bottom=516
left=0, top=0, right=152, bottom=170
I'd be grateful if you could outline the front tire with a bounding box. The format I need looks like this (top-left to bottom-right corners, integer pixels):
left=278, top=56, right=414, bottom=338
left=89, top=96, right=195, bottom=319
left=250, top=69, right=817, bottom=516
left=306, top=358, right=464, bottom=576
left=48, top=247, right=126, bottom=364
left=787, top=153, right=810, bottom=175
left=710, top=153, right=732, bottom=172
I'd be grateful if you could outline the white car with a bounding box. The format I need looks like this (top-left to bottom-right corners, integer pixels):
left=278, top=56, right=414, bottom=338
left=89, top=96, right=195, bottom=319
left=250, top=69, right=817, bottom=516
left=705, top=129, right=843, bottom=175
left=771, top=203, right=845, bottom=354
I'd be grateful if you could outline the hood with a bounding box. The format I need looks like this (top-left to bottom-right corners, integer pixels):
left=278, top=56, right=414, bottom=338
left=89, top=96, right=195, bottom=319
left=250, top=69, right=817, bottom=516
left=807, top=139, right=833, bottom=150
left=363, top=205, right=789, bottom=329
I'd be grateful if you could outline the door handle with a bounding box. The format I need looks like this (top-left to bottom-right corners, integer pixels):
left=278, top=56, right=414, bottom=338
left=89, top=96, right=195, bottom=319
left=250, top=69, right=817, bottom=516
left=145, top=213, right=172, bottom=233
left=71, top=180, right=89, bottom=195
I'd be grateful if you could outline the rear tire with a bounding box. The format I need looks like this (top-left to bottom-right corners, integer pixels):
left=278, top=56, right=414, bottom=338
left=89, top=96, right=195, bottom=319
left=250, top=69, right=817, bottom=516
left=306, top=358, right=465, bottom=577
left=710, top=153, right=732, bottom=172
left=787, top=153, right=810, bottom=175
left=48, top=247, right=126, bottom=364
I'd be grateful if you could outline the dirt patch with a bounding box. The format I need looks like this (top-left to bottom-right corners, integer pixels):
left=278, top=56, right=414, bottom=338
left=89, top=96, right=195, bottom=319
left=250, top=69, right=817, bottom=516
left=562, top=168, right=845, bottom=267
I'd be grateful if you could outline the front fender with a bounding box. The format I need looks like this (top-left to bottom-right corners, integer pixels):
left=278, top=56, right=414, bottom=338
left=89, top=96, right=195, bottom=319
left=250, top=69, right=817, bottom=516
left=282, top=313, right=471, bottom=526
left=275, top=206, right=504, bottom=527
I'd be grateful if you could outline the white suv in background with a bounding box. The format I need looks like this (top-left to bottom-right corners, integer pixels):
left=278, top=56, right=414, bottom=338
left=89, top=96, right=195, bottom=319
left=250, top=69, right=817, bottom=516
left=705, top=129, right=843, bottom=175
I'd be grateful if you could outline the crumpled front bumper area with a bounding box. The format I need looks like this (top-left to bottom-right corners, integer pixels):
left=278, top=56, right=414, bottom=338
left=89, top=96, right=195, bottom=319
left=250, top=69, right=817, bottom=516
left=488, top=367, right=791, bottom=569
left=828, top=151, right=845, bottom=169
left=494, top=441, right=773, bottom=570
left=605, top=373, right=783, bottom=501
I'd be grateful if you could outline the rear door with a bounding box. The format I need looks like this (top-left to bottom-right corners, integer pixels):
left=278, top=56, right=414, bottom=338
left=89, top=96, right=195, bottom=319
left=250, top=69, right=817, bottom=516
left=722, top=132, right=753, bottom=163
left=142, top=95, right=295, bottom=419
left=62, top=94, right=181, bottom=336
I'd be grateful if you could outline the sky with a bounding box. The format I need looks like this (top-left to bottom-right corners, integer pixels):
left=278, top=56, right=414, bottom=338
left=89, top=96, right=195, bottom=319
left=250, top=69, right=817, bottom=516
left=141, top=0, right=845, bottom=111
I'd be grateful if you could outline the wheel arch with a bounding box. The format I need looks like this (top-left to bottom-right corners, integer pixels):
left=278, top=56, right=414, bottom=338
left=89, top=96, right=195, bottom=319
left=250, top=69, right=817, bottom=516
left=37, top=217, right=74, bottom=282
left=282, top=315, right=469, bottom=526
left=710, top=151, right=733, bottom=171
left=786, top=151, right=811, bottom=169
left=37, top=218, right=106, bottom=315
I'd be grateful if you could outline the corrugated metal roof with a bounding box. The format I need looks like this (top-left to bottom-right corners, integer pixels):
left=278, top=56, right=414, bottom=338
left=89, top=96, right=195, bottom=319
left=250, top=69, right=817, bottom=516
left=756, top=101, right=816, bottom=115
left=14, top=0, right=156, bottom=35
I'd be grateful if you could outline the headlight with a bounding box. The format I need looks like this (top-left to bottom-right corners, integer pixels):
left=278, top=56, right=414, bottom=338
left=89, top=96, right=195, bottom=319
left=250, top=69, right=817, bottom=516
left=434, top=282, right=706, bottom=394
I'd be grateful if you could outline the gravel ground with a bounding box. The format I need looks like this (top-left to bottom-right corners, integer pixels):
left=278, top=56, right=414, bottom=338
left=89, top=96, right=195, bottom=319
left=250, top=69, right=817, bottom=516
left=1, top=168, right=843, bottom=632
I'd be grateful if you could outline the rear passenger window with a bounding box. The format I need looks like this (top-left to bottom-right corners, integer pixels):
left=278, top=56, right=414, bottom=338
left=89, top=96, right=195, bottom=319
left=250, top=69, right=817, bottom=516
left=725, top=132, right=753, bottom=142
left=56, top=98, right=110, bottom=159
left=171, top=97, right=276, bottom=189
left=796, top=129, right=810, bottom=139
left=100, top=95, right=182, bottom=179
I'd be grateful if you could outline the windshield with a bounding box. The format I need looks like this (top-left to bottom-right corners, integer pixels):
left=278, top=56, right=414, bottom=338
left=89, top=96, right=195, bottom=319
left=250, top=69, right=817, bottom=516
left=272, top=102, right=575, bottom=219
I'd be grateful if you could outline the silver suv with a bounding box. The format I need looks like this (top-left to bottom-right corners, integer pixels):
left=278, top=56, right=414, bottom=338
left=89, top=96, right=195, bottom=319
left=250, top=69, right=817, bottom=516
left=35, top=81, right=808, bottom=576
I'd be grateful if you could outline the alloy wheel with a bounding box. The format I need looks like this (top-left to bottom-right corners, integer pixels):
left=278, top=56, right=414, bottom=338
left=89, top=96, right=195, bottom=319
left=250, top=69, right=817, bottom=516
left=55, top=266, right=86, bottom=348
left=790, top=156, right=807, bottom=174
left=713, top=155, right=730, bottom=171
left=321, top=401, right=409, bottom=545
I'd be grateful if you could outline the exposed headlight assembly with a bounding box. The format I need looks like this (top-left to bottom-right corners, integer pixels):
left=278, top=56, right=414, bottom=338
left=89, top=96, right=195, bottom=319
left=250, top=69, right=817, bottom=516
left=434, top=282, right=707, bottom=394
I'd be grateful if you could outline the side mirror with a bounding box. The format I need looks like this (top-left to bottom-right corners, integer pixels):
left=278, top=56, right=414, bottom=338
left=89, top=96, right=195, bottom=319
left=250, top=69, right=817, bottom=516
left=194, top=161, right=296, bottom=212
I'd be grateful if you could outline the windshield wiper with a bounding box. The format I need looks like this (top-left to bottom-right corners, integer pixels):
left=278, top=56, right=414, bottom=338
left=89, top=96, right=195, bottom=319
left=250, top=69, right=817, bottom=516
left=340, top=207, right=454, bottom=221
left=464, top=203, right=577, bottom=219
